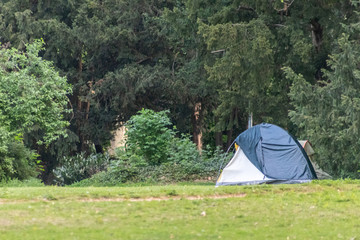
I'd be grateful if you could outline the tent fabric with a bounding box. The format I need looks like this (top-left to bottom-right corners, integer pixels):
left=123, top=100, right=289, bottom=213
left=299, top=140, right=315, bottom=156
left=216, top=123, right=317, bottom=186
left=217, top=147, right=273, bottom=186
left=299, top=140, right=332, bottom=180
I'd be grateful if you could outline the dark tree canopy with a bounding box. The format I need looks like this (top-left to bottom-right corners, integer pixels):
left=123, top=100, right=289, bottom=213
left=1, top=0, right=360, bottom=179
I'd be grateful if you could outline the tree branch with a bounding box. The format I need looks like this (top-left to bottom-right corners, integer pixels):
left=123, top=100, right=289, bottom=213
left=68, top=98, right=75, bottom=123
left=272, top=24, right=286, bottom=27
left=211, top=49, right=226, bottom=54
left=274, top=0, right=295, bottom=13
left=136, top=57, right=151, bottom=64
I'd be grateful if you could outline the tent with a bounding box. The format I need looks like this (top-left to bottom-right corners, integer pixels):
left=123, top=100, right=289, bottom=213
left=299, top=140, right=331, bottom=180
left=216, top=123, right=317, bottom=186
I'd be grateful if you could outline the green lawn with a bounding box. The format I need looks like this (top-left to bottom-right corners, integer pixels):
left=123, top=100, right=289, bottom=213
left=1, top=180, right=360, bottom=239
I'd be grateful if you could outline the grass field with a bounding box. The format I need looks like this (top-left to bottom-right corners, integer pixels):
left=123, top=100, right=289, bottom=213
left=0, top=180, right=360, bottom=239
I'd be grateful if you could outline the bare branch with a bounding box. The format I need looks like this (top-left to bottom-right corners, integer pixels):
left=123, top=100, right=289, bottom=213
left=274, top=0, right=295, bottom=13
left=272, top=24, right=286, bottom=27
left=211, top=49, right=226, bottom=54
left=287, top=0, right=295, bottom=8
left=136, top=57, right=151, bottom=64
left=68, top=98, right=75, bottom=123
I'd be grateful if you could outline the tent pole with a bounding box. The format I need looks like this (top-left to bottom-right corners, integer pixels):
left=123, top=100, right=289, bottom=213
left=216, top=138, right=237, bottom=182
left=248, top=112, right=253, bottom=129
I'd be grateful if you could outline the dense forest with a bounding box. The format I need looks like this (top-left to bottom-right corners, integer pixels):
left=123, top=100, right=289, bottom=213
left=1, top=0, right=360, bottom=183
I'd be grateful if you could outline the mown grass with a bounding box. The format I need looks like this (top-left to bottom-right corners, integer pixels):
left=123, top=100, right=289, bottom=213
left=0, top=180, right=360, bottom=239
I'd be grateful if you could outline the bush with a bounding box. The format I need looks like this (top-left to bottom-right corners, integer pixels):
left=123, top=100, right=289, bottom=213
left=2, top=141, right=39, bottom=180
left=68, top=109, right=230, bottom=186
left=53, top=152, right=111, bottom=185
left=115, top=134, right=225, bottom=183
left=73, top=141, right=229, bottom=186
left=0, top=131, right=39, bottom=181
left=125, top=109, right=174, bottom=165
left=168, top=135, right=201, bottom=163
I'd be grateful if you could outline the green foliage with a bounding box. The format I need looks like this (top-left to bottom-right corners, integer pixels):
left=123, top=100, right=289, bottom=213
left=77, top=159, right=140, bottom=186
left=286, top=23, right=360, bottom=178
left=0, top=139, right=39, bottom=181
left=198, top=18, right=276, bottom=131
left=77, top=143, right=227, bottom=186
left=168, top=135, right=201, bottom=163
left=0, top=39, right=72, bottom=144
left=0, top=131, right=39, bottom=181
left=88, top=64, right=172, bottom=145
left=0, top=40, right=72, bottom=181
left=4, top=0, right=360, bottom=182
left=53, top=153, right=111, bottom=185
left=72, top=109, right=229, bottom=186
left=160, top=4, right=217, bottom=138
left=142, top=145, right=227, bottom=183
left=125, top=109, right=174, bottom=165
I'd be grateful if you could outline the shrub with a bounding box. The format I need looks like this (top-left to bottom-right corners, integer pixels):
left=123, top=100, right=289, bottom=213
left=168, top=135, right=201, bottom=164
left=68, top=109, right=230, bottom=186
left=73, top=141, right=229, bottom=186
left=2, top=141, right=39, bottom=180
left=0, top=131, right=39, bottom=181
left=53, top=152, right=111, bottom=185
left=125, top=109, right=174, bottom=165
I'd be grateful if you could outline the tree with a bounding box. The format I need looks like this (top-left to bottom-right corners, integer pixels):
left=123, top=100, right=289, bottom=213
left=2, top=0, right=360, bottom=181
left=185, top=0, right=358, bottom=145
left=0, top=39, right=72, bottom=144
left=0, top=39, right=72, bottom=180
left=199, top=19, right=276, bottom=144
left=159, top=3, right=218, bottom=149
left=285, top=23, right=360, bottom=178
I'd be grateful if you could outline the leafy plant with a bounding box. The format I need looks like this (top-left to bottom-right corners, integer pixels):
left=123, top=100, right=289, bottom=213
left=53, top=153, right=111, bottom=185
left=0, top=130, right=39, bottom=181
left=0, top=40, right=72, bottom=181
left=168, top=135, right=201, bottom=164
left=0, top=39, right=72, bottom=145
left=75, top=143, right=227, bottom=186
left=125, top=109, right=174, bottom=165
left=65, top=109, right=228, bottom=186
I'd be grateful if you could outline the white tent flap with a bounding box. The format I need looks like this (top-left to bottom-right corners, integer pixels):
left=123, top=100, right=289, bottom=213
left=216, top=148, right=273, bottom=186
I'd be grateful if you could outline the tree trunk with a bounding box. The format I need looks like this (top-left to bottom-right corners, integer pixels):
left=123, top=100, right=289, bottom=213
left=75, top=50, right=90, bottom=154
left=192, top=102, right=203, bottom=151
left=311, top=18, right=322, bottom=53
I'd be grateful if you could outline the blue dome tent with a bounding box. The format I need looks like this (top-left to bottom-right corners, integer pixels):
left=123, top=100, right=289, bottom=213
left=216, top=123, right=317, bottom=186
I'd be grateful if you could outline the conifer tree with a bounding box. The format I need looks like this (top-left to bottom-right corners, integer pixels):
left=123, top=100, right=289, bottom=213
left=286, top=22, right=360, bottom=177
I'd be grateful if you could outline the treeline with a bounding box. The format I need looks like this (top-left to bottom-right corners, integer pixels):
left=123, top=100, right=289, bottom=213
left=1, top=0, right=360, bottom=181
